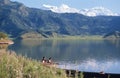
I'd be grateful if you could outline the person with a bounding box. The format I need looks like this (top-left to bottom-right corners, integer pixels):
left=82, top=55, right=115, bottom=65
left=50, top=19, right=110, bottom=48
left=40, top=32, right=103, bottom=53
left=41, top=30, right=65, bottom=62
left=99, top=71, right=105, bottom=74
left=48, top=57, right=52, bottom=64
left=41, top=57, right=46, bottom=63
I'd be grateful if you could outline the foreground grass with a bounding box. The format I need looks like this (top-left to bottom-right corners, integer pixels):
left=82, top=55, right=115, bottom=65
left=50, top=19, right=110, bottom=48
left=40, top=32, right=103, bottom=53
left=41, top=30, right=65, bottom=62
left=0, top=50, right=67, bottom=78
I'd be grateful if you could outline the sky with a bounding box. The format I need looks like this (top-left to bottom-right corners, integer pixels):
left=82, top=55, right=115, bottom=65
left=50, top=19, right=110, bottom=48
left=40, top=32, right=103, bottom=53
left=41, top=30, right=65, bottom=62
left=11, top=0, right=120, bottom=14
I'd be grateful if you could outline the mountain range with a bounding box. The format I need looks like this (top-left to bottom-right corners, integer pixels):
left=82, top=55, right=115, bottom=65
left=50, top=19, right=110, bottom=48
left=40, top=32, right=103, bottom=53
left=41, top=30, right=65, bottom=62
left=0, top=0, right=120, bottom=39
left=43, top=4, right=119, bottom=16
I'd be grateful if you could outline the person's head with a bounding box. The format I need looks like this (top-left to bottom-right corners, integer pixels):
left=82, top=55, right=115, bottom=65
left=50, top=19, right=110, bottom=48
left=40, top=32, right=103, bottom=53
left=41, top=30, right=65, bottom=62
left=43, top=57, right=45, bottom=59
left=49, top=57, right=51, bottom=60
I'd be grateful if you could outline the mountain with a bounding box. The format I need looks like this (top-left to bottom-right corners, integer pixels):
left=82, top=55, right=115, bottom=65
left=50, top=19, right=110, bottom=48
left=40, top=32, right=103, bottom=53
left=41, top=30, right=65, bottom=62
left=79, top=7, right=119, bottom=16
left=43, top=4, right=119, bottom=16
left=0, top=0, right=120, bottom=39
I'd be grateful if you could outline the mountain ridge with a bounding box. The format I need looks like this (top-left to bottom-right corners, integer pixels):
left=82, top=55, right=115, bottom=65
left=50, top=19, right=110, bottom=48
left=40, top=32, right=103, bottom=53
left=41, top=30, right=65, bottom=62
left=0, top=0, right=120, bottom=39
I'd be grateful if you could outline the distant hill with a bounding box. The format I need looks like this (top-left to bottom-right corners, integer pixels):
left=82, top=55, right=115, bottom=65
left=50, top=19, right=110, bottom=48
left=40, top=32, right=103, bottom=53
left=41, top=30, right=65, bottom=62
left=103, top=31, right=120, bottom=39
left=0, top=0, right=120, bottom=39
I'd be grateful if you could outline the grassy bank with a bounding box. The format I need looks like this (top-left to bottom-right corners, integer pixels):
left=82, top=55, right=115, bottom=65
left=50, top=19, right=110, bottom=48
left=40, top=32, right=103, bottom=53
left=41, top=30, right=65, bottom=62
left=0, top=50, right=67, bottom=78
left=0, top=39, right=14, bottom=44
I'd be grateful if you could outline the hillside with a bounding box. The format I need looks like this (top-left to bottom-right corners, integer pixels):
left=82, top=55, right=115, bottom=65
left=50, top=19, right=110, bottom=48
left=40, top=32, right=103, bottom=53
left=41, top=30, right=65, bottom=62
left=0, top=0, right=120, bottom=39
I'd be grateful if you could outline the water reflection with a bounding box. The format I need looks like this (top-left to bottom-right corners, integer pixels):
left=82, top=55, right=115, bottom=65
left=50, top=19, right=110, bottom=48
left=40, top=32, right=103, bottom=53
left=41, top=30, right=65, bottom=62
left=58, top=58, right=120, bottom=74
left=8, top=39, right=120, bottom=73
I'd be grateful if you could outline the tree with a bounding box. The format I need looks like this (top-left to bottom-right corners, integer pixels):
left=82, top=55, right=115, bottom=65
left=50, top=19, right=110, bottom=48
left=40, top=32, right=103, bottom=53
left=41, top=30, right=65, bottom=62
left=0, top=32, right=8, bottom=39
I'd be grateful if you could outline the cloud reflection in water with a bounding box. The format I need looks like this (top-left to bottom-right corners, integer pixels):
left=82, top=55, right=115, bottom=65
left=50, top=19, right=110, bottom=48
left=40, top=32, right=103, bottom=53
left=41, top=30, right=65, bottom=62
left=58, top=58, right=120, bottom=74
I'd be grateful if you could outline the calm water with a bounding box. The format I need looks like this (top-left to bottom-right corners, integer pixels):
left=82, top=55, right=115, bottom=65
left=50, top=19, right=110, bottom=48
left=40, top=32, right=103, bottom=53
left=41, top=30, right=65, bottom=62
left=8, top=39, right=120, bottom=74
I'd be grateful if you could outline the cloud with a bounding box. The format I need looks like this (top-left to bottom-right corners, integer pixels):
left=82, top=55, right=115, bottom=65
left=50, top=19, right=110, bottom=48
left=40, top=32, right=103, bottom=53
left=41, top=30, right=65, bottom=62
left=43, top=4, right=79, bottom=13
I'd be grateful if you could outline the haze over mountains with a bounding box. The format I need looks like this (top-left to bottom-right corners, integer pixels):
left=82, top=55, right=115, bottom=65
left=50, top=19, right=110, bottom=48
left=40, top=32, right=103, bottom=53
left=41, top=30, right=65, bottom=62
left=0, top=0, right=120, bottom=38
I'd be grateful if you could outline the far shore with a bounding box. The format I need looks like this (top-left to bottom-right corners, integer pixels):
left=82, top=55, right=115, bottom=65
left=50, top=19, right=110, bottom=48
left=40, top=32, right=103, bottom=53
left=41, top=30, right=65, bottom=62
left=21, top=35, right=104, bottom=40
left=21, top=36, right=120, bottom=41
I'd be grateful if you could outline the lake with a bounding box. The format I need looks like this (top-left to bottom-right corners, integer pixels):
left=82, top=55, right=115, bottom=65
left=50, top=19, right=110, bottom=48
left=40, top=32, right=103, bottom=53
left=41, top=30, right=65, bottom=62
left=8, top=39, right=120, bottom=74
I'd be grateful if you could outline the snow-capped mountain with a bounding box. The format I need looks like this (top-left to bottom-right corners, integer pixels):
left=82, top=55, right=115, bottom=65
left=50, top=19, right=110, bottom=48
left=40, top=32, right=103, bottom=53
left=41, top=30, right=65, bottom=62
left=43, top=4, right=119, bottom=16
left=43, top=4, right=79, bottom=13
left=79, top=7, right=119, bottom=16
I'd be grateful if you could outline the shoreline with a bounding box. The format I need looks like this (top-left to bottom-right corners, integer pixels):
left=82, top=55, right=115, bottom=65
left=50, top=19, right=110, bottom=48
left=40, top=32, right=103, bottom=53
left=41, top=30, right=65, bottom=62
left=0, top=40, right=14, bottom=44
left=21, top=35, right=104, bottom=40
left=64, top=69, right=120, bottom=78
left=21, top=36, right=120, bottom=40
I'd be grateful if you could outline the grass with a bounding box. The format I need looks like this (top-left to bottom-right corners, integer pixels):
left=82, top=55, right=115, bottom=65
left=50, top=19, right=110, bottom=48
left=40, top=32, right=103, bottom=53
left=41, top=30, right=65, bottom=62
left=0, top=50, right=67, bottom=78
left=0, top=50, right=84, bottom=78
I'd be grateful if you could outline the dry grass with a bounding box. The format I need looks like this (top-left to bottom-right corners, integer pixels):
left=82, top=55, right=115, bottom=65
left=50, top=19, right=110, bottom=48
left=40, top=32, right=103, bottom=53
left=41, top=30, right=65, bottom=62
left=0, top=50, right=67, bottom=78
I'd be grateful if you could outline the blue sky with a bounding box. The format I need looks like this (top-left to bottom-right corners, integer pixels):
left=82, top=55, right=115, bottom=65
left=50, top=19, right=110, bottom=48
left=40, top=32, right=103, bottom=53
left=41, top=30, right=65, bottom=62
left=11, top=0, right=120, bottom=14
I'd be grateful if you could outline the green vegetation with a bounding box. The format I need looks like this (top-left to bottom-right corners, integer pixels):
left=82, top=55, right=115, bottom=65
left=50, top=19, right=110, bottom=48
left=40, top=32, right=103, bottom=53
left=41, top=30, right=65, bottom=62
left=0, top=44, right=84, bottom=78
left=79, top=72, right=84, bottom=78
left=48, top=35, right=103, bottom=40
left=0, top=32, right=8, bottom=40
left=0, top=50, right=67, bottom=78
left=21, top=33, right=103, bottom=40
left=21, top=32, right=45, bottom=39
left=0, top=32, right=13, bottom=44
